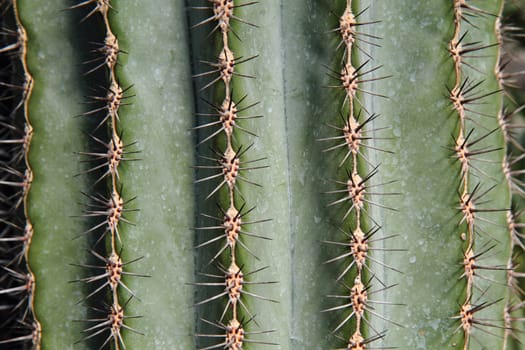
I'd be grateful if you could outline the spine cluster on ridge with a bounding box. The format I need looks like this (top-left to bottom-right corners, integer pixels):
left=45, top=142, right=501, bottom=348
left=321, top=1, right=397, bottom=348
left=192, top=1, right=274, bottom=349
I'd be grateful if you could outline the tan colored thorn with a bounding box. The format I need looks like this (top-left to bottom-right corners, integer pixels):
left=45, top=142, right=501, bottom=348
left=454, top=133, right=469, bottom=176
left=107, top=81, right=123, bottom=120
left=107, top=189, right=124, bottom=233
left=221, top=147, right=240, bottom=191
left=347, top=172, right=365, bottom=210
left=351, top=276, right=367, bottom=319
left=102, top=32, right=119, bottom=70
left=22, top=124, right=33, bottom=153
left=1, top=271, right=35, bottom=296
left=224, top=206, right=241, bottom=249
left=461, top=248, right=475, bottom=282
left=225, top=318, right=244, bottom=350
left=506, top=211, right=522, bottom=247
left=448, top=38, right=462, bottom=67
left=497, top=109, right=509, bottom=143
left=220, top=97, right=238, bottom=138
left=351, top=227, right=368, bottom=270
left=225, top=262, right=243, bottom=312
left=495, top=47, right=507, bottom=92
left=218, top=46, right=235, bottom=87
left=343, top=116, right=362, bottom=156
left=106, top=252, right=123, bottom=291
left=21, top=222, right=34, bottom=262
left=459, top=302, right=473, bottom=337
left=21, top=76, right=33, bottom=110
left=31, top=321, right=41, bottom=349
left=459, top=191, right=475, bottom=228
left=108, top=134, right=124, bottom=178
left=93, top=0, right=111, bottom=16
left=0, top=26, right=22, bottom=54
left=109, top=302, right=125, bottom=346
left=71, top=0, right=111, bottom=19
left=503, top=303, right=514, bottom=347
left=506, top=260, right=520, bottom=293
left=506, top=209, right=515, bottom=230
left=341, top=63, right=358, bottom=99
left=340, top=5, right=356, bottom=48
left=24, top=222, right=34, bottom=244
left=0, top=16, right=26, bottom=56
left=347, top=330, right=365, bottom=350
left=23, top=77, right=35, bottom=116
left=495, top=16, right=503, bottom=45
left=213, top=0, right=234, bottom=33
left=26, top=272, right=35, bottom=295
left=453, top=0, right=463, bottom=26
left=503, top=159, right=514, bottom=195
left=21, top=168, right=33, bottom=206
left=450, top=85, right=466, bottom=118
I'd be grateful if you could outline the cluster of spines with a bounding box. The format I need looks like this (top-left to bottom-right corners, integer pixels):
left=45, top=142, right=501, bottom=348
left=191, top=1, right=274, bottom=349
left=70, top=1, right=142, bottom=349
left=496, top=9, right=525, bottom=348
left=448, top=1, right=515, bottom=347
left=321, top=1, right=397, bottom=349
left=0, top=1, right=40, bottom=348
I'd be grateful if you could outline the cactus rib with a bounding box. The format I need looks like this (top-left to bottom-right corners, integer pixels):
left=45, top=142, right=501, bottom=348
left=0, top=0, right=40, bottom=348
left=191, top=1, right=276, bottom=349
left=70, top=1, right=142, bottom=348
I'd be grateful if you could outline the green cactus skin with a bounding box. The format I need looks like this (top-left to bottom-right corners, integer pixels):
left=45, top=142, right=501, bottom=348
left=109, top=0, right=196, bottom=348
left=19, top=0, right=91, bottom=348
left=18, top=0, right=196, bottom=348
left=364, top=1, right=513, bottom=349
left=0, top=0, right=523, bottom=349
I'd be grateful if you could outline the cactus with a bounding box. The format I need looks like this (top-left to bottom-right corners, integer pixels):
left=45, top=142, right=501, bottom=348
left=0, top=0, right=524, bottom=349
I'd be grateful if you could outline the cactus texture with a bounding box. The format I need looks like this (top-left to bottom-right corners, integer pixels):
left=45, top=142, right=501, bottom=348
left=0, top=0, right=524, bottom=349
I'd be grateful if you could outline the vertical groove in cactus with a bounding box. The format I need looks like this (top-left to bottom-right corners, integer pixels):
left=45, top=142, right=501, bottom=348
left=0, top=1, right=524, bottom=349
left=109, top=0, right=196, bottom=348
left=81, top=0, right=197, bottom=348
left=274, top=1, right=352, bottom=348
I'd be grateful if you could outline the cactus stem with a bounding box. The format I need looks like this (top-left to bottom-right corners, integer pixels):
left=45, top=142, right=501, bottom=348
left=320, top=1, right=399, bottom=348
left=449, top=1, right=513, bottom=347
left=495, top=7, right=525, bottom=348
left=0, top=0, right=41, bottom=347
left=70, top=0, right=142, bottom=347
left=191, top=1, right=275, bottom=348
